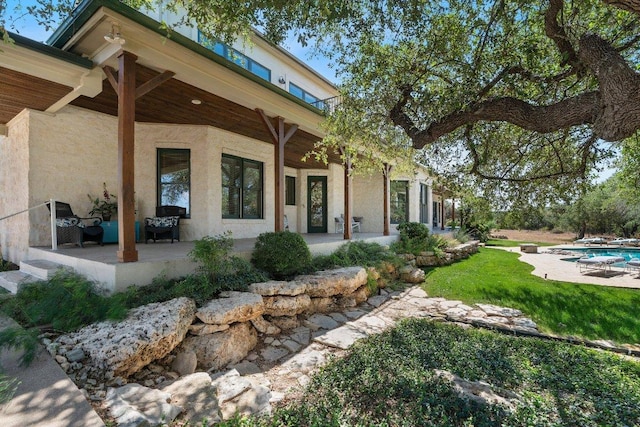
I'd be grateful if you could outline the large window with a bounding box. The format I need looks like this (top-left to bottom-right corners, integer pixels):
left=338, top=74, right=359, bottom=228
left=289, top=83, right=324, bottom=109
left=222, top=154, right=263, bottom=219
left=157, top=149, right=190, bottom=217
left=198, top=32, right=271, bottom=82
left=390, top=180, right=409, bottom=224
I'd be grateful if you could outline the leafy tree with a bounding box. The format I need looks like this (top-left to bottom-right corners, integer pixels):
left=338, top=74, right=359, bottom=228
left=3, top=0, right=640, bottom=199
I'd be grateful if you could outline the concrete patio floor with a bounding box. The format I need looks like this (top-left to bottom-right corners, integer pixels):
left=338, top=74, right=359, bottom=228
left=25, top=232, right=401, bottom=293
left=499, top=245, right=640, bottom=289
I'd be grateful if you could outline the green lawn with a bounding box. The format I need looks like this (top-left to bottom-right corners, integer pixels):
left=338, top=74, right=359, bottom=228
left=222, top=321, right=640, bottom=427
left=485, top=239, right=556, bottom=247
left=423, top=247, right=640, bottom=344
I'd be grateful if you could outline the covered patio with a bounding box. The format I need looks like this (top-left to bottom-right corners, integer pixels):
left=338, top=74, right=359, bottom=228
left=26, top=232, right=401, bottom=293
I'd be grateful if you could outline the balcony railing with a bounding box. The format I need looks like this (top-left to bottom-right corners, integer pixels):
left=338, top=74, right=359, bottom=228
left=310, top=95, right=342, bottom=114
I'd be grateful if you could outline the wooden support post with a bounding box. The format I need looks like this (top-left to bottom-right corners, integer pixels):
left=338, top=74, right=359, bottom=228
left=255, top=109, right=297, bottom=232
left=341, top=147, right=353, bottom=240
left=451, top=198, right=455, bottom=226
left=383, top=163, right=392, bottom=236
left=441, top=193, right=445, bottom=230
left=117, top=51, right=138, bottom=263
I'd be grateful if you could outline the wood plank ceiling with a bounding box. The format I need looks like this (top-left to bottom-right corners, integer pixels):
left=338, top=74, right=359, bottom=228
left=1, top=64, right=340, bottom=169
left=0, top=66, right=73, bottom=123
left=70, top=65, right=340, bottom=169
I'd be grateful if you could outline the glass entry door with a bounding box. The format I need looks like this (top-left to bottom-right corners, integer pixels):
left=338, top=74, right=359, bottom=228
left=307, top=176, right=327, bottom=233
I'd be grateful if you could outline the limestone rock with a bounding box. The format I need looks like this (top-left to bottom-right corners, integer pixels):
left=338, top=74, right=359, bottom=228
left=297, top=267, right=368, bottom=298
left=161, top=372, right=221, bottom=425
left=56, top=297, right=196, bottom=378
left=196, top=291, right=264, bottom=325
left=307, top=296, right=339, bottom=313
left=105, top=383, right=182, bottom=427
left=171, top=350, right=197, bottom=376
left=212, top=369, right=252, bottom=403
left=263, top=294, right=311, bottom=317
left=400, top=266, right=426, bottom=284
left=189, top=323, right=230, bottom=335
left=267, top=315, right=300, bottom=330
left=346, top=285, right=370, bottom=305
left=248, top=280, right=307, bottom=296
left=181, top=322, right=258, bottom=371
left=434, top=369, right=519, bottom=411
left=251, top=315, right=282, bottom=335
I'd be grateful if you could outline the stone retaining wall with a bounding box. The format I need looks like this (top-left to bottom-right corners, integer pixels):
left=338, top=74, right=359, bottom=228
left=51, top=265, right=404, bottom=397
left=402, top=240, right=480, bottom=267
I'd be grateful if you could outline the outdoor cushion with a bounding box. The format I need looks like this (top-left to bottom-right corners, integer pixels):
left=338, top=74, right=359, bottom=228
left=56, top=217, right=86, bottom=228
left=145, top=216, right=179, bottom=228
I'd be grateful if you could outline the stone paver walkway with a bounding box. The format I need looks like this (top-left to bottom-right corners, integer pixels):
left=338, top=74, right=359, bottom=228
left=227, top=285, right=543, bottom=407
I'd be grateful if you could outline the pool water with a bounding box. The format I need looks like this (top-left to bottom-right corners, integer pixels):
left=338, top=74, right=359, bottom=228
left=559, top=247, right=640, bottom=267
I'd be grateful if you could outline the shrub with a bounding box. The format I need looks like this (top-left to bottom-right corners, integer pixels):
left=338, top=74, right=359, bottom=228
left=188, top=232, right=236, bottom=281
left=392, top=222, right=448, bottom=255
left=252, top=231, right=312, bottom=279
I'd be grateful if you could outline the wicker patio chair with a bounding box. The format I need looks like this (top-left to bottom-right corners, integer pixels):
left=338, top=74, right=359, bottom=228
left=45, top=201, right=104, bottom=247
left=144, top=205, right=186, bottom=243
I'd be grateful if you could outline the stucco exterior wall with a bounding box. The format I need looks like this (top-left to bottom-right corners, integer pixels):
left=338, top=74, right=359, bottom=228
left=25, top=108, right=119, bottom=251
left=0, top=111, right=31, bottom=263
left=352, top=168, right=434, bottom=234
left=353, top=172, right=384, bottom=233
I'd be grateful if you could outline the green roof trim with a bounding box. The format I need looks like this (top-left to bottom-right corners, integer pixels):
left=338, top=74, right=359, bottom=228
left=47, top=0, right=325, bottom=116
left=7, top=31, right=93, bottom=69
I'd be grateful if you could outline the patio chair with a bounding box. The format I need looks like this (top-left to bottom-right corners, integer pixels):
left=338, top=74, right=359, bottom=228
left=45, top=201, right=104, bottom=247
left=334, top=215, right=361, bottom=233
left=625, top=258, right=640, bottom=275
left=576, top=255, right=625, bottom=276
left=144, top=205, right=185, bottom=243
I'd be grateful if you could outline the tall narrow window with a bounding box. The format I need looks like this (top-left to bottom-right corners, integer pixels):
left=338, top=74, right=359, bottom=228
left=390, top=180, right=409, bottom=224
left=157, top=149, right=190, bottom=217
left=222, top=154, right=263, bottom=219
left=285, top=176, right=296, bottom=205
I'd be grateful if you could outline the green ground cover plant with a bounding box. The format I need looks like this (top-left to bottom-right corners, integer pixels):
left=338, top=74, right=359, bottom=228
left=311, top=241, right=401, bottom=270
left=424, top=247, right=640, bottom=343
left=486, top=239, right=556, bottom=247
left=220, top=320, right=640, bottom=427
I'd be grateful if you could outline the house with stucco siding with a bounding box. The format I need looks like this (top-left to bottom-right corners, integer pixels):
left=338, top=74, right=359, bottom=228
left=0, top=0, right=443, bottom=292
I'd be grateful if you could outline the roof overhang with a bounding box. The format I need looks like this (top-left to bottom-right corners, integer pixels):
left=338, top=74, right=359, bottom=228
left=47, top=0, right=328, bottom=136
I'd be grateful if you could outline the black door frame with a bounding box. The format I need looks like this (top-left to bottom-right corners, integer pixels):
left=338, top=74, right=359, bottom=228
left=307, top=176, right=328, bottom=233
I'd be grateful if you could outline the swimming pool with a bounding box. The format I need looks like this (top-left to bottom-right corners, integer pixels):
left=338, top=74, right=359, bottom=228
left=559, top=247, right=640, bottom=267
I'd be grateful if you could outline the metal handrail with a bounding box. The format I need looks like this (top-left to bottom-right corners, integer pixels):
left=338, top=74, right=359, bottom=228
left=0, top=199, right=59, bottom=250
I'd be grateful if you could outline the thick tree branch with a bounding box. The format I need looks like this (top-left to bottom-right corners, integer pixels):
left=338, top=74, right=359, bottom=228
left=602, top=0, right=640, bottom=15
left=545, top=0, right=584, bottom=73
left=391, top=91, right=600, bottom=149
left=578, top=33, right=640, bottom=140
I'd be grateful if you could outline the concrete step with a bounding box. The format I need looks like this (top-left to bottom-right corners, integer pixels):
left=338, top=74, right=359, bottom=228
left=0, top=270, right=38, bottom=294
left=19, top=259, right=63, bottom=280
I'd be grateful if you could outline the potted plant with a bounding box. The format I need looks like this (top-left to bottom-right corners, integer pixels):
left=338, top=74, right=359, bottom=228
left=88, top=183, right=117, bottom=221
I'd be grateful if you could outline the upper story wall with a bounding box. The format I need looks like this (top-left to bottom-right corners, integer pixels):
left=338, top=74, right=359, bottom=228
left=142, top=5, right=337, bottom=106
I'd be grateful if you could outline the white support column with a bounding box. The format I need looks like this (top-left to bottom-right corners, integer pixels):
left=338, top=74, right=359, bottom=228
left=427, top=185, right=433, bottom=232
left=50, top=199, right=58, bottom=250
